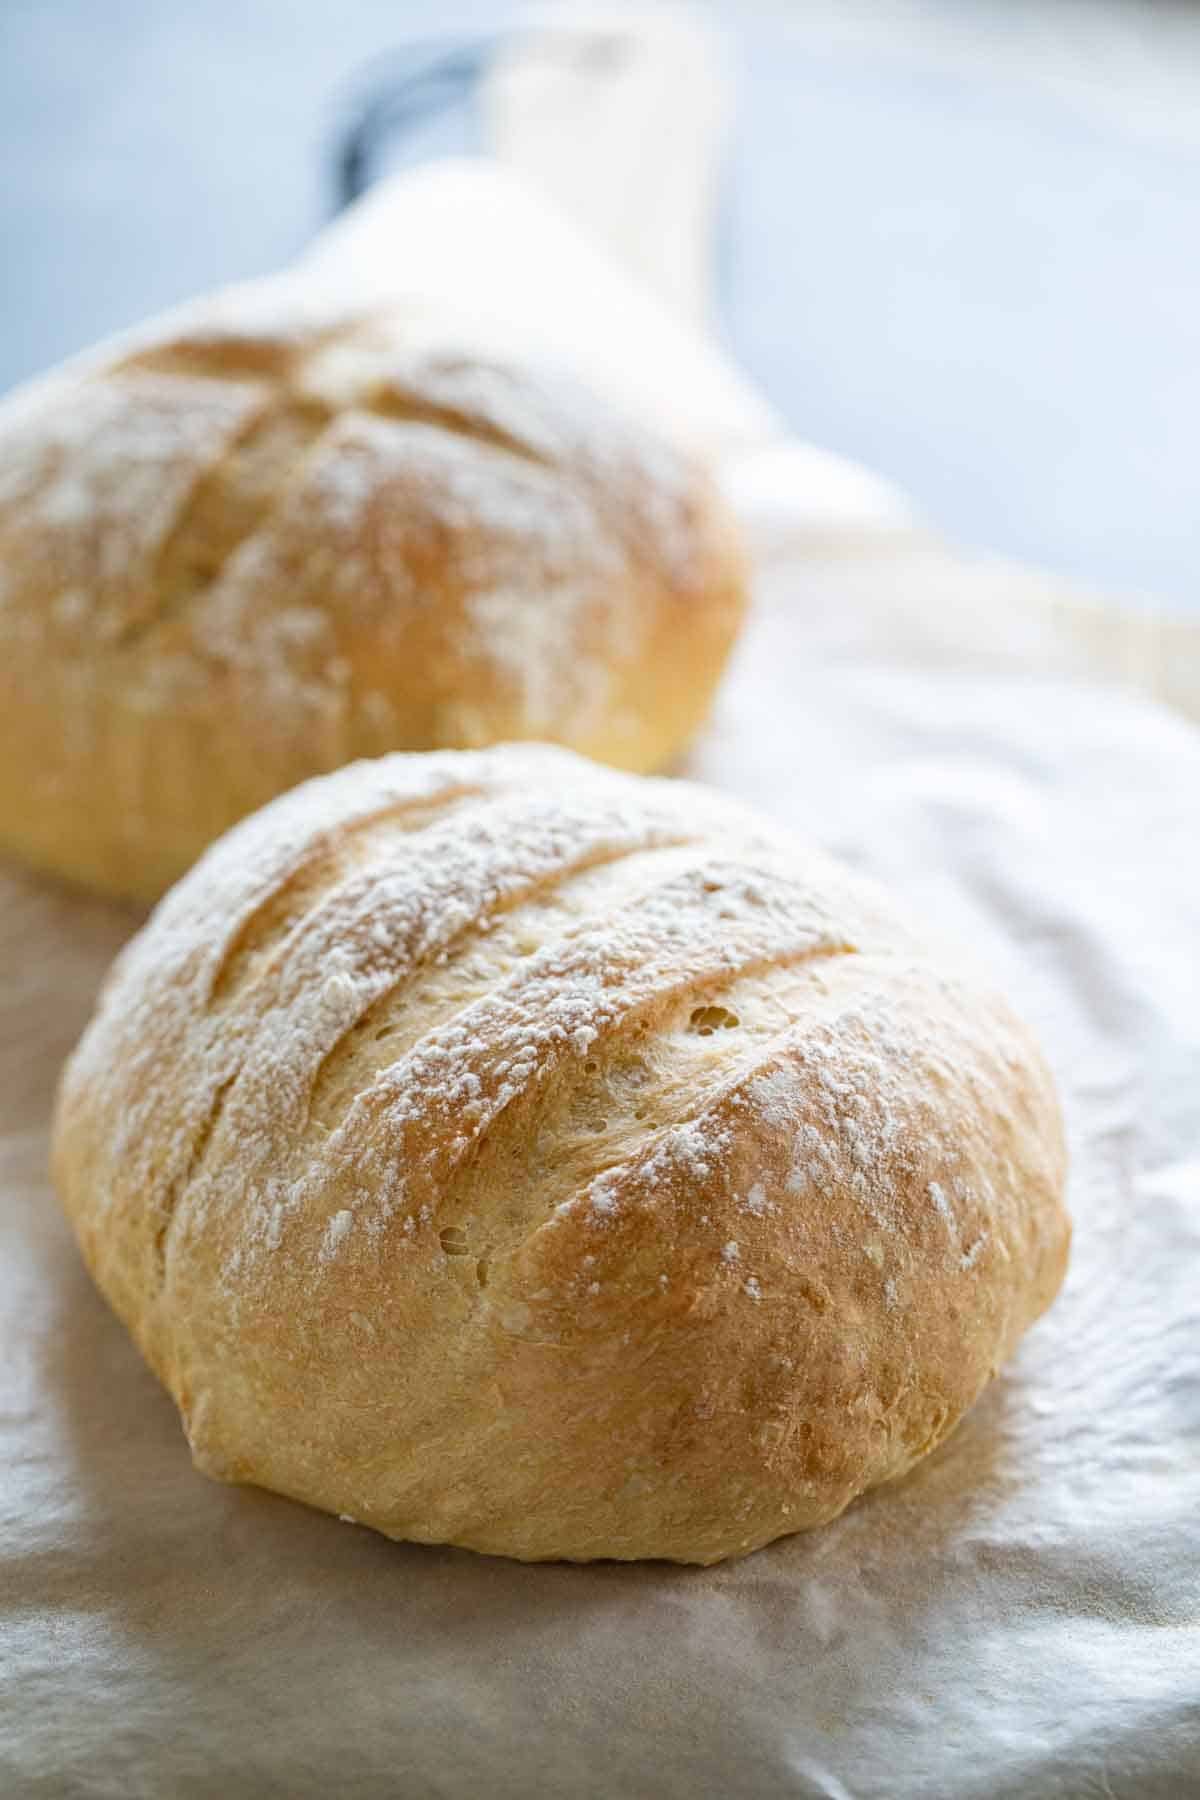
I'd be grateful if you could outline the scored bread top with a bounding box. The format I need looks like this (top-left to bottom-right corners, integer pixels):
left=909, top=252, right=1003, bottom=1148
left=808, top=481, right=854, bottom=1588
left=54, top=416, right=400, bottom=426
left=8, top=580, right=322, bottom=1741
left=53, top=746, right=1069, bottom=1562
left=0, top=291, right=746, bottom=898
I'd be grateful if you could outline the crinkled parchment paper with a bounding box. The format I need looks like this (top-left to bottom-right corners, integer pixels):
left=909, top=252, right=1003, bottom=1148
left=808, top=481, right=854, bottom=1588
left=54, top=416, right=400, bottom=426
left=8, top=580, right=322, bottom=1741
left=3, top=167, right=1199, bottom=1800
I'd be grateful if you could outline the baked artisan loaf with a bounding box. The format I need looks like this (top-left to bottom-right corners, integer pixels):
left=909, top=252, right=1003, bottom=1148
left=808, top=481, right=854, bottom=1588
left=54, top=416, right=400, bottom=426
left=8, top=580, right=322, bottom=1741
left=52, top=745, right=1069, bottom=1564
left=0, top=290, right=745, bottom=902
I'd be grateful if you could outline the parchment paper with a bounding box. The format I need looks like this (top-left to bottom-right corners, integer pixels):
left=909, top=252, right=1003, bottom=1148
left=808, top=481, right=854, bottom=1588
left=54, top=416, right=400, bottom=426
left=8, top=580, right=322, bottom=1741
left=3, top=162, right=1199, bottom=1799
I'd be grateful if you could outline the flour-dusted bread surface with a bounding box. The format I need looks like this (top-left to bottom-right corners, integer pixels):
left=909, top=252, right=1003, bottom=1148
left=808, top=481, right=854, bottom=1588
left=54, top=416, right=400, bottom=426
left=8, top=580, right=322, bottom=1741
left=0, top=287, right=746, bottom=902
left=52, top=746, right=1069, bottom=1564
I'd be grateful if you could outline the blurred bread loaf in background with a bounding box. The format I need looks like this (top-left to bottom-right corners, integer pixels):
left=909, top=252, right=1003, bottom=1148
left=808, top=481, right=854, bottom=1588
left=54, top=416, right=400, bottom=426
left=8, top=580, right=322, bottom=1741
left=0, top=283, right=747, bottom=902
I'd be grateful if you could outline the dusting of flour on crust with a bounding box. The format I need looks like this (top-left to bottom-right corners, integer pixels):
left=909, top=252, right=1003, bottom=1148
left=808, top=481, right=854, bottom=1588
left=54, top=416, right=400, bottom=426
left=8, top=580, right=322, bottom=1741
left=59, top=745, right=1021, bottom=1343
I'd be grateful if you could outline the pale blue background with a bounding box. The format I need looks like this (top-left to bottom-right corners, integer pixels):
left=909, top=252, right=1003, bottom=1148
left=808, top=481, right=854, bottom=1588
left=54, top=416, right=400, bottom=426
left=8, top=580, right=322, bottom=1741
left=3, top=0, right=1199, bottom=611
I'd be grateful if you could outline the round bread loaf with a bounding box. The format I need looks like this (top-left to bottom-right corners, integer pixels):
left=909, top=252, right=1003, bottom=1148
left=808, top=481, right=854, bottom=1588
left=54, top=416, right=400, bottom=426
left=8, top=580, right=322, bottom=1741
left=52, top=746, right=1069, bottom=1564
left=0, top=291, right=745, bottom=902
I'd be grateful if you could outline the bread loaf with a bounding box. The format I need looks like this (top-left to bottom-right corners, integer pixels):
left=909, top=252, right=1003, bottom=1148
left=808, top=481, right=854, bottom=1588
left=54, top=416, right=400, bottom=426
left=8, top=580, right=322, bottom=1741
left=52, top=745, right=1069, bottom=1564
left=0, top=290, right=746, bottom=901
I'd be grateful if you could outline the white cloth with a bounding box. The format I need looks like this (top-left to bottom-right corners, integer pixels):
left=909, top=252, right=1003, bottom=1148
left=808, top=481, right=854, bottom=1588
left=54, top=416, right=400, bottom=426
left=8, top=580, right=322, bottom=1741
left=3, top=164, right=1199, bottom=1798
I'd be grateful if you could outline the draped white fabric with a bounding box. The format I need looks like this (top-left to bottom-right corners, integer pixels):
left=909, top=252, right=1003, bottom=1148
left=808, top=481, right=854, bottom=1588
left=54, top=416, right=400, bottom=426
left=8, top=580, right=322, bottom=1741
left=3, top=153, right=1198, bottom=1798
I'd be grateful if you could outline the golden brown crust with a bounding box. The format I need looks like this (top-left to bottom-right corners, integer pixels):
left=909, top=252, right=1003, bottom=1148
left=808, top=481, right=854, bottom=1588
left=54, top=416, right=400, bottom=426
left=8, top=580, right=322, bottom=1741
left=52, top=746, right=1069, bottom=1563
left=0, top=298, right=746, bottom=902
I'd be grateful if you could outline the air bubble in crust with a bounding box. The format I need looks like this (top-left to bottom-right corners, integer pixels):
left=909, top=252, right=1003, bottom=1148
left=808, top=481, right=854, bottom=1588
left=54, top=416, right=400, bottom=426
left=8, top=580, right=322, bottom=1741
left=688, top=1004, right=740, bottom=1037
